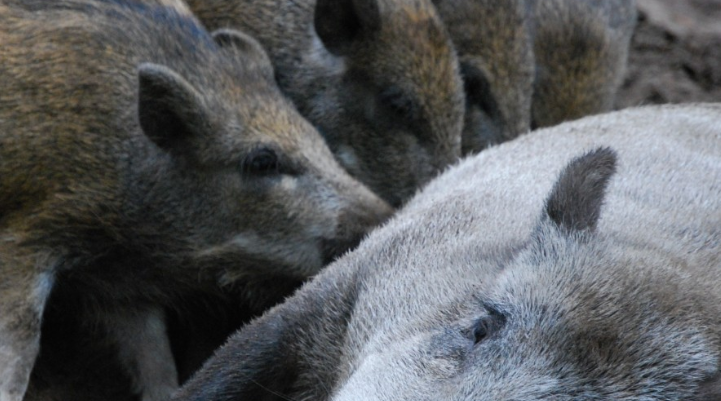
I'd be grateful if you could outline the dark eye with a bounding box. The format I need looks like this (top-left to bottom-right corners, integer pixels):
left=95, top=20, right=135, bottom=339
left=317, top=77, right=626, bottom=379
left=472, top=305, right=507, bottom=345
left=243, top=147, right=279, bottom=174
left=379, top=86, right=417, bottom=121
left=473, top=316, right=492, bottom=344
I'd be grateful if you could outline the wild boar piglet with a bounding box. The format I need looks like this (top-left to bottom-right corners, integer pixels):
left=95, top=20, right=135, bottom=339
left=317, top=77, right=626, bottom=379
left=186, top=0, right=466, bottom=207
left=0, top=1, right=392, bottom=400
left=434, top=0, right=636, bottom=154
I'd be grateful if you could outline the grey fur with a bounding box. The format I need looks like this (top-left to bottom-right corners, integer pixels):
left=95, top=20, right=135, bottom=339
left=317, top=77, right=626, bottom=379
left=175, top=104, right=721, bottom=401
left=184, top=0, right=466, bottom=207
left=0, top=1, right=391, bottom=400
left=433, top=0, right=637, bottom=155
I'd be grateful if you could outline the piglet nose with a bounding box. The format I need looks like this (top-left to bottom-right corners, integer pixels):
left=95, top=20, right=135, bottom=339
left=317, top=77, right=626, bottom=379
left=321, top=196, right=393, bottom=266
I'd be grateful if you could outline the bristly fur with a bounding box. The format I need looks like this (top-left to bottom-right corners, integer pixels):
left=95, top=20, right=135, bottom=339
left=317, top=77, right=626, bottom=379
left=433, top=0, right=636, bottom=155
left=174, top=104, right=721, bottom=401
left=0, top=1, right=392, bottom=400
left=184, top=0, right=466, bottom=207
left=544, top=147, right=617, bottom=233
left=530, top=0, right=637, bottom=129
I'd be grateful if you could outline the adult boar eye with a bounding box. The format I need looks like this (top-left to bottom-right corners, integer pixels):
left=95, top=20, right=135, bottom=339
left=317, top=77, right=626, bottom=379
left=243, top=147, right=279, bottom=174
left=473, top=316, right=492, bottom=344
left=472, top=306, right=506, bottom=345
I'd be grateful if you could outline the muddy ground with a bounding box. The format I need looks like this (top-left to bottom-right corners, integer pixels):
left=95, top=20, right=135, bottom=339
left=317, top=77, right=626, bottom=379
left=616, top=0, right=721, bottom=108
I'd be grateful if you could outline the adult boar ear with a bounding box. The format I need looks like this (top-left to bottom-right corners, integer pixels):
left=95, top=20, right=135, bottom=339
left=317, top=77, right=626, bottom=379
left=137, top=63, right=208, bottom=154
left=694, top=372, right=721, bottom=401
left=542, top=147, right=617, bottom=233
left=173, top=269, right=359, bottom=401
left=315, top=0, right=381, bottom=55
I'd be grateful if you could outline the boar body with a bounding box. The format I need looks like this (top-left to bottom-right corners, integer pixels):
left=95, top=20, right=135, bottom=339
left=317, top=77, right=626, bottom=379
left=176, top=103, right=721, bottom=401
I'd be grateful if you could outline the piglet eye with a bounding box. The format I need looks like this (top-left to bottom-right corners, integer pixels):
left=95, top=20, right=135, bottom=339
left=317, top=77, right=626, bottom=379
left=379, top=86, right=416, bottom=120
left=243, top=147, right=279, bottom=174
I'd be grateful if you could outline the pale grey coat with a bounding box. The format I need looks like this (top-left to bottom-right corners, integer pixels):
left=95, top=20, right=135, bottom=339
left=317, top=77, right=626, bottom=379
left=175, top=104, right=721, bottom=401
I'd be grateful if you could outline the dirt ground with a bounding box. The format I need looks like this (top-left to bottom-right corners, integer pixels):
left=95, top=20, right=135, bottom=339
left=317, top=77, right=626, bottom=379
left=615, top=0, right=721, bottom=108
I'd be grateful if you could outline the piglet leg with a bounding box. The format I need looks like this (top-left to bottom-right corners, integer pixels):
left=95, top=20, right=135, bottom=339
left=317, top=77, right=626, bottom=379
left=105, top=307, right=179, bottom=401
left=0, top=238, right=56, bottom=401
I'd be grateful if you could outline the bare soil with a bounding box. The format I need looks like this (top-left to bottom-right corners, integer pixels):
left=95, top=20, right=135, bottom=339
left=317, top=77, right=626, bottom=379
left=616, top=0, right=721, bottom=108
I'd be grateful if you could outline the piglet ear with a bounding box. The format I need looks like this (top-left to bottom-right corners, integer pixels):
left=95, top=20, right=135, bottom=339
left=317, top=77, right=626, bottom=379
left=212, top=28, right=271, bottom=64
left=137, top=63, right=207, bottom=154
left=543, top=147, right=617, bottom=233
left=694, top=372, right=721, bottom=401
left=314, top=0, right=381, bottom=55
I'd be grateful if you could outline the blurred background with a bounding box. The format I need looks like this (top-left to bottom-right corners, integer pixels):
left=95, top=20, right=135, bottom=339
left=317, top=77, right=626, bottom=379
left=616, top=0, right=721, bottom=107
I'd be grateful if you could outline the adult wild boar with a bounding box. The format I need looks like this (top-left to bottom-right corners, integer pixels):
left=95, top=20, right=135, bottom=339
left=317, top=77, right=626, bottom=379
left=176, top=103, right=721, bottom=401
left=0, top=1, right=391, bottom=400
left=184, top=0, right=466, bottom=207
left=433, top=0, right=636, bottom=154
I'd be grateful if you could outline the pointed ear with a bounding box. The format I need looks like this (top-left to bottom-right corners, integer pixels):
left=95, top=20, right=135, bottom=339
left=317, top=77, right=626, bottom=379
left=212, top=28, right=271, bottom=65
left=174, top=270, right=358, bottom=401
left=314, top=0, right=381, bottom=55
left=137, top=63, right=207, bottom=154
left=694, top=372, right=721, bottom=401
left=543, top=147, right=617, bottom=233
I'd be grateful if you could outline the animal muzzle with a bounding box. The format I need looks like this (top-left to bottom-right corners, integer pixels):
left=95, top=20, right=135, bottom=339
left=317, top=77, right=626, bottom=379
left=321, top=197, right=394, bottom=265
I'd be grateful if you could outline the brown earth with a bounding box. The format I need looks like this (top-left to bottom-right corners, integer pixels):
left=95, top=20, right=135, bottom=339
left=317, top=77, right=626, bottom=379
left=616, top=0, right=721, bottom=108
